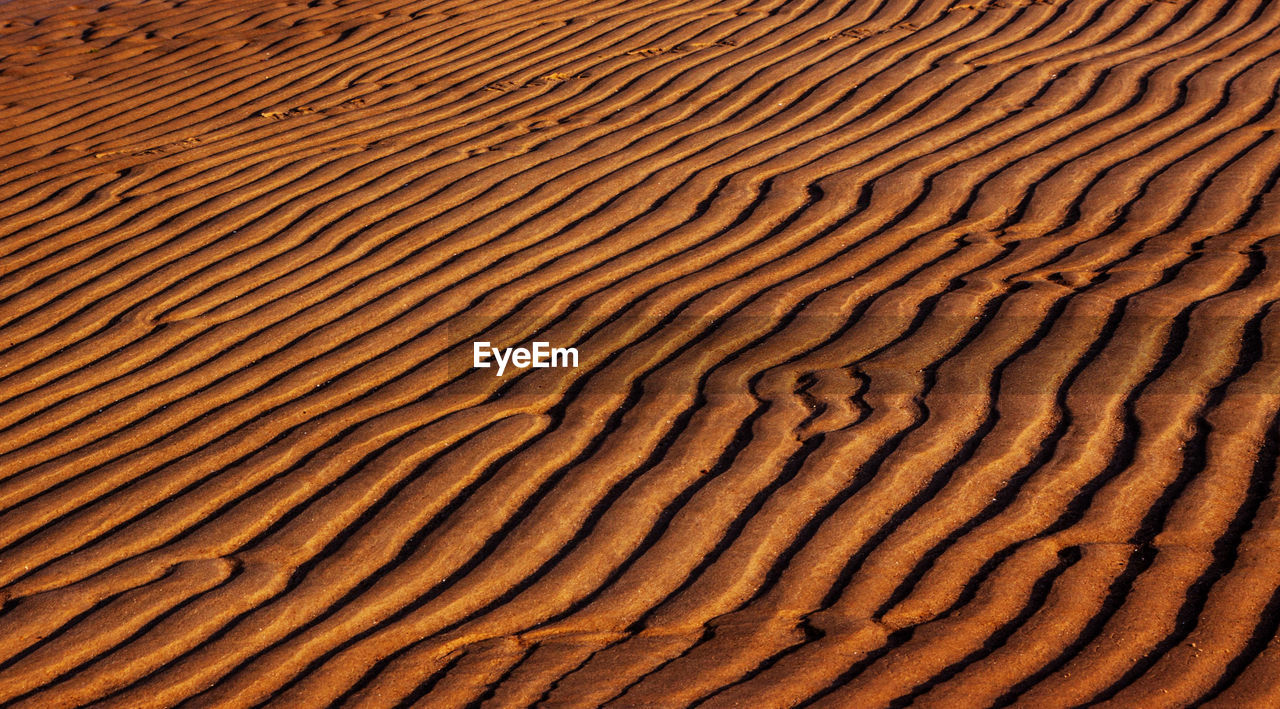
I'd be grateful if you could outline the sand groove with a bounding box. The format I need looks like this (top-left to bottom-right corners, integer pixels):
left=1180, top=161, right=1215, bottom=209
left=1, top=0, right=1279, bottom=705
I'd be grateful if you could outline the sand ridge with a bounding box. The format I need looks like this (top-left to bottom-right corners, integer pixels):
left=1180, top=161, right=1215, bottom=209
left=1, top=0, right=1279, bottom=705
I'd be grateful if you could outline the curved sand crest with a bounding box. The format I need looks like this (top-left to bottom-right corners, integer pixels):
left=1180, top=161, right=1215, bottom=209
left=1, top=0, right=1280, bottom=705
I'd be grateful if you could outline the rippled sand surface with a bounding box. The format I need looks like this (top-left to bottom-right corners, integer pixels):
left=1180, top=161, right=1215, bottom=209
left=1, top=0, right=1279, bottom=705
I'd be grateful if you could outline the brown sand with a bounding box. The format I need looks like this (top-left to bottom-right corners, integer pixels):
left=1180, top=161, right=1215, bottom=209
left=1, top=0, right=1279, bottom=705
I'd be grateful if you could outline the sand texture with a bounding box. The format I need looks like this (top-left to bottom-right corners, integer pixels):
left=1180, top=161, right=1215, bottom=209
left=2, top=0, right=1280, bottom=705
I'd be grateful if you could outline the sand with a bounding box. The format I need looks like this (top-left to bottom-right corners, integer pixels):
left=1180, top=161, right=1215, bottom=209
left=1, top=0, right=1279, bottom=705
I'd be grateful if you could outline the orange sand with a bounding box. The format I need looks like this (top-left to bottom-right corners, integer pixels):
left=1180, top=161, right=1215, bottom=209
left=1, top=0, right=1279, bottom=705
